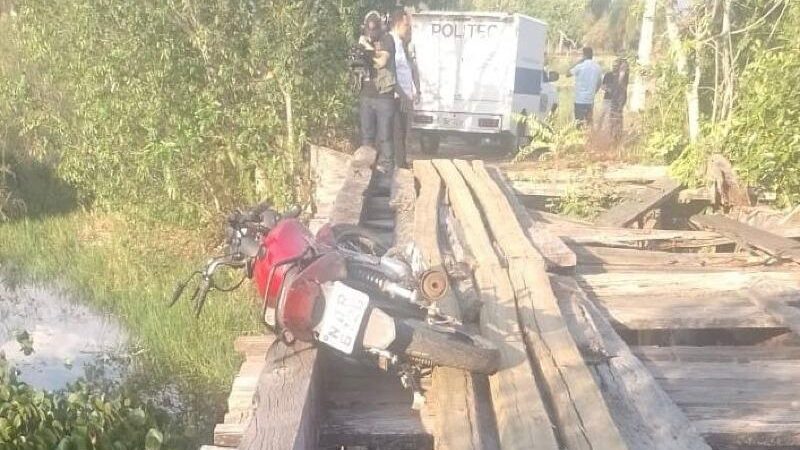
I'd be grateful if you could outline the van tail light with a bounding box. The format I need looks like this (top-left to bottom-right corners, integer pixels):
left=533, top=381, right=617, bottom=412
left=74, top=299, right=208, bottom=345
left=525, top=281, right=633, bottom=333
left=478, top=118, right=500, bottom=128
left=413, top=115, right=434, bottom=124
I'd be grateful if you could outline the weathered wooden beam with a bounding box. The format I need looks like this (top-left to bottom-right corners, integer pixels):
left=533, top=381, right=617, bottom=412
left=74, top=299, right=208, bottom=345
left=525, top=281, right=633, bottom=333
left=634, top=343, right=800, bottom=448
left=540, top=222, right=727, bottom=247
left=691, top=214, right=800, bottom=264
left=595, top=177, right=682, bottom=228
left=452, top=160, right=541, bottom=262
left=330, top=146, right=377, bottom=225
left=411, top=159, right=487, bottom=450
left=578, top=271, right=799, bottom=331
left=390, top=168, right=416, bottom=251
left=500, top=164, right=669, bottom=184
left=572, top=245, right=767, bottom=270
left=432, top=159, right=559, bottom=450
left=309, top=144, right=353, bottom=232
left=479, top=162, right=576, bottom=270
left=552, top=276, right=712, bottom=450
left=234, top=335, right=274, bottom=356
left=431, top=160, right=498, bottom=263
left=238, top=341, right=320, bottom=450
left=456, top=160, right=627, bottom=450
left=745, top=278, right=800, bottom=336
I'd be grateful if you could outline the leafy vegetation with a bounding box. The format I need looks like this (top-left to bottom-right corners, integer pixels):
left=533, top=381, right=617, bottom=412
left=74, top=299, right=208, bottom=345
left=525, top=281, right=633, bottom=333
left=0, top=1, right=369, bottom=224
left=514, top=116, right=585, bottom=162
left=546, top=183, right=622, bottom=220
left=1, top=354, right=170, bottom=450
left=638, top=0, right=800, bottom=207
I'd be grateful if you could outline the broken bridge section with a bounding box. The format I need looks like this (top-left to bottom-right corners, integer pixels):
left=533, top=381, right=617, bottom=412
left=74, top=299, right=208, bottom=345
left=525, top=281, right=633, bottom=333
left=203, top=151, right=800, bottom=450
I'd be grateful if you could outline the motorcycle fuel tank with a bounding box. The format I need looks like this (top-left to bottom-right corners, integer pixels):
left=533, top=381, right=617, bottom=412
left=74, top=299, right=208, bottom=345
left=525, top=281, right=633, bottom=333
left=251, top=218, right=316, bottom=307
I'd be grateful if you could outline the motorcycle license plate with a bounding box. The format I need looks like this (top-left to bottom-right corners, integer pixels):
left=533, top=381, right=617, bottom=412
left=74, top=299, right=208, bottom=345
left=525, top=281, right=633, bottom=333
left=317, top=282, right=369, bottom=355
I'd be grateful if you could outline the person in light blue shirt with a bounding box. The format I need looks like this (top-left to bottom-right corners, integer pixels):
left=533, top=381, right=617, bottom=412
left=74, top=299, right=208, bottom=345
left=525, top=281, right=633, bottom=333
left=567, top=47, right=603, bottom=127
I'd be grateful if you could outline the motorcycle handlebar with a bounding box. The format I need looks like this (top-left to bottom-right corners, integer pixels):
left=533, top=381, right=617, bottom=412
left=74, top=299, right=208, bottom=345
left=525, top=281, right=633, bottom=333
left=172, top=205, right=299, bottom=316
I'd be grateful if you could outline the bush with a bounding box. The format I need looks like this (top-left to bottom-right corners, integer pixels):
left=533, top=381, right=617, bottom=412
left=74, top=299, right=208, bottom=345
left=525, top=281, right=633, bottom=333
left=2, top=1, right=366, bottom=224
left=718, top=41, right=800, bottom=206
left=0, top=356, right=170, bottom=450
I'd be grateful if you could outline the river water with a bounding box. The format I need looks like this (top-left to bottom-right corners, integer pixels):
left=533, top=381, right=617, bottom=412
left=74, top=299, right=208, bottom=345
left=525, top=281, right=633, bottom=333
left=0, top=280, right=129, bottom=390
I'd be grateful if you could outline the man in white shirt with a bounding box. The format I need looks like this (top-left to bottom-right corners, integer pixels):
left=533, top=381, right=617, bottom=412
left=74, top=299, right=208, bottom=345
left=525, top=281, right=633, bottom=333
left=567, top=47, right=603, bottom=127
left=390, top=9, right=417, bottom=169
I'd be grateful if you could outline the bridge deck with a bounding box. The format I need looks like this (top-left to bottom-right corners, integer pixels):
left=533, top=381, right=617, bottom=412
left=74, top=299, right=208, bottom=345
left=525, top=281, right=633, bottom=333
left=204, top=147, right=800, bottom=450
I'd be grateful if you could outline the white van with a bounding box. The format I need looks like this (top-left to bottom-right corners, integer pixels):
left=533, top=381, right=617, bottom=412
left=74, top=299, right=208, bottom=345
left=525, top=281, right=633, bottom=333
left=410, top=11, right=557, bottom=154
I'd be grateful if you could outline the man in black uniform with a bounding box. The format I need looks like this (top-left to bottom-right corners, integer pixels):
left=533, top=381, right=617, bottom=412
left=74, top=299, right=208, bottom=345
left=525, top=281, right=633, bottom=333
left=358, top=11, right=397, bottom=174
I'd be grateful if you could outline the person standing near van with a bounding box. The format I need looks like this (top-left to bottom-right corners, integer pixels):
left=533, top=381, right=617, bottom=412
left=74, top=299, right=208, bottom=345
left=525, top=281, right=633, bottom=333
left=389, top=8, right=417, bottom=169
left=597, top=58, right=630, bottom=140
left=358, top=11, right=397, bottom=174
left=567, top=47, right=603, bottom=126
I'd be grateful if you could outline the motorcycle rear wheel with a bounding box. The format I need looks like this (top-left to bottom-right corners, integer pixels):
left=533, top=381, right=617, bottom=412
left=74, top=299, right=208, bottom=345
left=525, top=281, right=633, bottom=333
left=398, top=319, right=500, bottom=374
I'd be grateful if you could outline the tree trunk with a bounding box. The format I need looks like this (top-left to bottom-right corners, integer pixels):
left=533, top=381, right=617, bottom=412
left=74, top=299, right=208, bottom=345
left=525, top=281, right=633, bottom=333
left=664, top=0, right=701, bottom=143
left=720, top=0, right=734, bottom=122
left=688, top=61, right=701, bottom=143
left=630, top=0, right=657, bottom=112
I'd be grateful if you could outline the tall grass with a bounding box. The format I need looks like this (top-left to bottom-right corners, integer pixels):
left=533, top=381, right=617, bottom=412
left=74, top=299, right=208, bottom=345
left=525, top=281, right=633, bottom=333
left=0, top=213, right=261, bottom=444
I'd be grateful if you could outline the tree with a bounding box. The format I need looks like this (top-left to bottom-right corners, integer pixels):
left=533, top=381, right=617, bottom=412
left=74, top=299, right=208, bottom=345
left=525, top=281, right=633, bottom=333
left=630, top=0, right=656, bottom=112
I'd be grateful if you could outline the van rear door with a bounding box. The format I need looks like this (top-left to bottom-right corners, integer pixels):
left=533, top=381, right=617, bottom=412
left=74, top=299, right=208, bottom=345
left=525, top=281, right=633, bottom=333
left=413, top=13, right=516, bottom=133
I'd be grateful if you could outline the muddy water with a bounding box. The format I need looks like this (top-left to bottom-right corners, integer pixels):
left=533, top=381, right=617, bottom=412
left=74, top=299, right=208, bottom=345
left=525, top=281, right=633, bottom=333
left=0, top=281, right=129, bottom=390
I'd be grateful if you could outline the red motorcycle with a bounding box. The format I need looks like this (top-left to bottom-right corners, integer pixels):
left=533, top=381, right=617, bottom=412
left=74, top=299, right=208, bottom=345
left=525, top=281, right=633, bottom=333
left=171, top=205, right=499, bottom=406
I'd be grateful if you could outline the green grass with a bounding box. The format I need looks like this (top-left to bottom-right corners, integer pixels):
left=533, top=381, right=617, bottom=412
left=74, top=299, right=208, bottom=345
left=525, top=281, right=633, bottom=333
left=0, top=212, right=261, bottom=445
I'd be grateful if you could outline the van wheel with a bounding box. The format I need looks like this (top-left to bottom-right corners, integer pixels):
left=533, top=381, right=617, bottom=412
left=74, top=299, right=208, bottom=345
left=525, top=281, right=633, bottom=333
left=420, top=133, right=440, bottom=155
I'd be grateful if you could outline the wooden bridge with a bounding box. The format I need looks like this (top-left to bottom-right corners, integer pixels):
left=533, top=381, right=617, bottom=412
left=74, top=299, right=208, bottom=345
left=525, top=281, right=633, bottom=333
left=203, top=146, right=800, bottom=450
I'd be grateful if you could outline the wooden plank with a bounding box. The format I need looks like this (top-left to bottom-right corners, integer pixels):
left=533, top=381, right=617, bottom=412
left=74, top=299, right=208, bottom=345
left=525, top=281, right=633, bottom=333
left=579, top=270, right=800, bottom=296
left=579, top=271, right=797, bottom=331
left=434, top=159, right=558, bottom=450
left=509, top=181, right=648, bottom=199
left=744, top=279, right=800, bottom=336
left=390, top=168, right=415, bottom=251
left=234, top=335, right=274, bottom=356
left=582, top=288, right=782, bottom=330
left=543, top=223, right=727, bottom=247
left=552, top=276, right=711, bottom=450
left=411, top=159, right=487, bottom=450
left=636, top=344, right=800, bottom=447
left=572, top=245, right=767, bottom=270
left=691, top=213, right=800, bottom=263
left=238, top=341, right=320, bottom=450
left=633, top=345, right=800, bottom=363
left=595, top=177, right=682, bottom=227
left=309, top=144, right=353, bottom=227
left=215, top=423, right=246, bottom=447
left=480, top=162, right=576, bottom=270
left=330, top=146, right=377, bottom=225
left=452, top=160, right=541, bottom=261
left=458, top=160, right=627, bottom=450
left=500, top=164, right=669, bottom=184
left=431, top=160, right=497, bottom=263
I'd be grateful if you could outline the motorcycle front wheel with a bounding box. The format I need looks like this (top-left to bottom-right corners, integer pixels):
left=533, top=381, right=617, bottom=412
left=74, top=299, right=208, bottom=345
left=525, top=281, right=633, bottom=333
left=331, top=223, right=389, bottom=257
left=397, top=318, right=500, bottom=374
